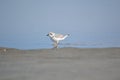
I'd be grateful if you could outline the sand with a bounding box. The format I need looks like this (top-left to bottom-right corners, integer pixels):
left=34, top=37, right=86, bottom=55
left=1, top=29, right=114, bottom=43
left=0, top=47, right=120, bottom=80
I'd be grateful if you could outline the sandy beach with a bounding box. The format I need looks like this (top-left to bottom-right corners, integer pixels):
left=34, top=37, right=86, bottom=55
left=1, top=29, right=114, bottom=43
left=0, top=47, right=120, bottom=80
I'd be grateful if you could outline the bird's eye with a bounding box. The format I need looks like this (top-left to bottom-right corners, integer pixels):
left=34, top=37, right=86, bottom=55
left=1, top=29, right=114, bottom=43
left=50, top=33, right=52, bottom=35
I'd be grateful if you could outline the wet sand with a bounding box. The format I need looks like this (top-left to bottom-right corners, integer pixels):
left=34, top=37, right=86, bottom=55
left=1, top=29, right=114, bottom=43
left=0, top=47, right=120, bottom=80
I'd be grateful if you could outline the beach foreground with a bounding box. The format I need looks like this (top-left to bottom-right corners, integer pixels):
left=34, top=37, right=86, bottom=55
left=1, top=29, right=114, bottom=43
left=0, top=47, right=120, bottom=80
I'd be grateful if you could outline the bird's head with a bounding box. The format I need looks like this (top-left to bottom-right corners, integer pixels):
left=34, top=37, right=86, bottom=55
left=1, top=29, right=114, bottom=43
left=46, top=32, right=55, bottom=37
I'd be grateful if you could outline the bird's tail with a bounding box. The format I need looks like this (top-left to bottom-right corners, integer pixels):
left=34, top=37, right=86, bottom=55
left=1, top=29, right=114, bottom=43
left=64, top=34, right=70, bottom=39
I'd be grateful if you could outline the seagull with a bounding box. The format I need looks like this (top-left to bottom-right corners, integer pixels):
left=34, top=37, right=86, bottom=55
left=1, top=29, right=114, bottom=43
left=47, top=32, right=70, bottom=48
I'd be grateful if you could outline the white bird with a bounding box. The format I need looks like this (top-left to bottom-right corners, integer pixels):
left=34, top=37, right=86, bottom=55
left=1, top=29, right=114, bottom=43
left=47, top=32, right=69, bottom=48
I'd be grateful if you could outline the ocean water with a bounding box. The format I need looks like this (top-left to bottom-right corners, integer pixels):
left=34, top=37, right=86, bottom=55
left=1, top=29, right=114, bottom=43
left=0, top=41, right=120, bottom=50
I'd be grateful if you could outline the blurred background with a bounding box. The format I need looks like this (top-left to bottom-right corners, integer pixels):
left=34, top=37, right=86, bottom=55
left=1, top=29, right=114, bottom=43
left=0, top=0, right=120, bottom=49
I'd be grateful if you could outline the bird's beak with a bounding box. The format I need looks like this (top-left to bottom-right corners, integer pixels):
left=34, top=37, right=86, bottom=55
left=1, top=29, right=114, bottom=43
left=46, top=34, right=49, bottom=36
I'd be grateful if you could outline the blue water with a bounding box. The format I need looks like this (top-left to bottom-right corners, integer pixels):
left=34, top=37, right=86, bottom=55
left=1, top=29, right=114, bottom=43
left=0, top=41, right=120, bottom=50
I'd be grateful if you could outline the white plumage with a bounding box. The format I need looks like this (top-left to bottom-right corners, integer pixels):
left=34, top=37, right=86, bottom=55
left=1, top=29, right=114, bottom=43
left=47, top=32, right=69, bottom=48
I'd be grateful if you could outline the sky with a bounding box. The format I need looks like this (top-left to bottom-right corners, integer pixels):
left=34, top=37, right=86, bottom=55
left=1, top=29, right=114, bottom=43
left=0, top=0, right=120, bottom=49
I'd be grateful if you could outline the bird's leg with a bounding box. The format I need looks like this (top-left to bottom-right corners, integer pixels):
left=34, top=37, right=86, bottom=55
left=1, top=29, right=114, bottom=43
left=53, top=41, right=59, bottom=48
left=56, top=43, right=58, bottom=48
left=55, top=42, right=58, bottom=48
left=53, top=42, right=57, bottom=48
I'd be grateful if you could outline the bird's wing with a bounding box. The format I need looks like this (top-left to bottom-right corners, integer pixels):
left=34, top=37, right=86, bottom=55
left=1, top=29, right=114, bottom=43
left=55, top=34, right=64, bottom=38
